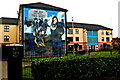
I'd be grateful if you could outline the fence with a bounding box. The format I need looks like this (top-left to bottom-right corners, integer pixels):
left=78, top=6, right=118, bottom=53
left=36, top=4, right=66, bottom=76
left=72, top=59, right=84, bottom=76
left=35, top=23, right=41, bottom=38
left=1, top=44, right=120, bottom=80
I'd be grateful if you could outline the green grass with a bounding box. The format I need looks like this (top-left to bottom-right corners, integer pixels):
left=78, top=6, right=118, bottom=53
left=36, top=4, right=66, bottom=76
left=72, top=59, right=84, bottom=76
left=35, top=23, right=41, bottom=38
left=96, top=50, right=120, bottom=57
left=22, top=66, right=34, bottom=80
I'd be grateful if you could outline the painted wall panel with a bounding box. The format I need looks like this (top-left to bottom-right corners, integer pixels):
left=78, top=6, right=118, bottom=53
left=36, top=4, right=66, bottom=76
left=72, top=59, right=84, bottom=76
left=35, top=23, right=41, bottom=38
left=23, top=8, right=66, bottom=56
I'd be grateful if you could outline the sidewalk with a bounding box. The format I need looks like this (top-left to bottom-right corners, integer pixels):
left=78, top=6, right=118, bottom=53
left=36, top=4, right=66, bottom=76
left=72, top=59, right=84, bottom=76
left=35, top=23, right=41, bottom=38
left=0, top=61, right=8, bottom=80
left=83, top=52, right=97, bottom=56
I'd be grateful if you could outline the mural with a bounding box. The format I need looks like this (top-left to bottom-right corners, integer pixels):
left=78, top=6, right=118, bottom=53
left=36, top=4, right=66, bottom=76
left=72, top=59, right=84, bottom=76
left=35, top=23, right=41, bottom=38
left=23, top=8, right=66, bottom=56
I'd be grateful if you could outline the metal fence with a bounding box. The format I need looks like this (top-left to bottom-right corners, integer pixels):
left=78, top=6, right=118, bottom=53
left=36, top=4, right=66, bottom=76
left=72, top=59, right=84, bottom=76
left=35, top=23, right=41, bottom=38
left=1, top=44, right=120, bottom=80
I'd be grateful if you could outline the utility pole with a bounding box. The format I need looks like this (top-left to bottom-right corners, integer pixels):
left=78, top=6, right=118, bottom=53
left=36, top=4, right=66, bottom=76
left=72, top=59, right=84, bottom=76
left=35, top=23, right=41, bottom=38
left=72, top=17, right=75, bottom=54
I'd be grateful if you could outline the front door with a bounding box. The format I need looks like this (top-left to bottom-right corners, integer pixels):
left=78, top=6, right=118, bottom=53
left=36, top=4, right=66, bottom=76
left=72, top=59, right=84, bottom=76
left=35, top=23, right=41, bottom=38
left=91, top=45, right=95, bottom=51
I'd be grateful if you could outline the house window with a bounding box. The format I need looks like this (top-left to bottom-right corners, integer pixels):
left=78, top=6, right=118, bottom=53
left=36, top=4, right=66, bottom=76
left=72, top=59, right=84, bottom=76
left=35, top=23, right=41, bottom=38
left=4, top=35, right=9, bottom=42
left=67, top=37, right=73, bottom=42
left=100, top=45, right=103, bottom=48
left=76, top=37, right=79, bottom=41
left=101, top=31, right=104, bottom=35
left=68, top=29, right=73, bottom=34
left=102, top=37, right=104, bottom=41
left=68, top=45, right=73, bottom=51
left=75, top=29, right=79, bottom=34
left=106, top=37, right=110, bottom=42
left=106, top=31, right=109, bottom=35
left=4, top=26, right=9, bottom=32
left=79, top=45, right=82, bottom=49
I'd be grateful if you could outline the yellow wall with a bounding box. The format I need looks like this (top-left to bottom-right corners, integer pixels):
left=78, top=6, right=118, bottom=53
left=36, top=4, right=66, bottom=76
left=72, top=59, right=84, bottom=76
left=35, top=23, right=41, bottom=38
left=0, top=24, right=19, bottom=44
left=18, top=7, right=23, bottom=44
left=98, top=30, right=112, bottom=42
left=0, top=25, right=3, bottom=43
left=83, top=29, right=87, bottom=42
left=67, top=28, right=87, bottom=42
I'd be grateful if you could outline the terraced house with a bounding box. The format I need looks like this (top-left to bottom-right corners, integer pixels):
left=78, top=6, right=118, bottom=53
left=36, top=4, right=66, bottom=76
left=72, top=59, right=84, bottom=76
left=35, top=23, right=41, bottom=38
left=67, top=22, right=113, bottom=52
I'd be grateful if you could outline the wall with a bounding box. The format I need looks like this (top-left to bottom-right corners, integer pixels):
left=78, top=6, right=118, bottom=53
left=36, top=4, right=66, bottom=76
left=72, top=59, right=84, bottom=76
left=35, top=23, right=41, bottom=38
left=98, top=30, right=112, bottom=50
left=67, top=28, right=87, bottom=51
left=98, top=30, right=112, bottom=45
left=0, top=24, right=19, bottom=44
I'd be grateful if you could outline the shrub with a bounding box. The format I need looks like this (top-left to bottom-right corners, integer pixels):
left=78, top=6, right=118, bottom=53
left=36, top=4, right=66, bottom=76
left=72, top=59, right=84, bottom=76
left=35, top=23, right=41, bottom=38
left=118, top=50, right=120, bottom=54
left=31, top=55, right=120, bottom=80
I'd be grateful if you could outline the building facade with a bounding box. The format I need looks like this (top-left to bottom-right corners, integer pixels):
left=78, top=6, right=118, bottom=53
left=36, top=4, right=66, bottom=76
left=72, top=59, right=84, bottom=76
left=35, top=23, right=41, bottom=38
left=18, top=2, right=68, bottom=56
left=0, top=17, right=19, bottom=45
left=67, top=28, right=87, bottom=52
left=112, top=37, right=120, bottom=49
left=98, top=30, right=112, bottom=50
left=67, top=22, right=113, bottom=52
left=0, top=17, right=113, bottom=53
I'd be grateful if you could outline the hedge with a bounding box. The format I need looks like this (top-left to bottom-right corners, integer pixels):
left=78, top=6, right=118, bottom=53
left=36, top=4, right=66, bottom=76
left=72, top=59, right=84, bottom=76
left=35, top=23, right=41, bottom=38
left=31, top=55, right=120, bottom=80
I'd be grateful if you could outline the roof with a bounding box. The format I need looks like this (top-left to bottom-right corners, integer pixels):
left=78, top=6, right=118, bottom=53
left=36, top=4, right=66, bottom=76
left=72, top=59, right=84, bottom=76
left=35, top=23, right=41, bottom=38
left=20, top=2, right=68, bottom=12
left=112, top=37, right=120, bottom=41
left=67, top=22, right=113, bottom=31
left=0, top=17, right=18, bottom=25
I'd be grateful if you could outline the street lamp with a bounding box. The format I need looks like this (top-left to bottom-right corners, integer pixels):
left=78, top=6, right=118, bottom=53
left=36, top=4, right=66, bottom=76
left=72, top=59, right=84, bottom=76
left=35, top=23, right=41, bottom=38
left=72, top=17, right=75, bottom=54
left=89, top=46, right=91, bottom=55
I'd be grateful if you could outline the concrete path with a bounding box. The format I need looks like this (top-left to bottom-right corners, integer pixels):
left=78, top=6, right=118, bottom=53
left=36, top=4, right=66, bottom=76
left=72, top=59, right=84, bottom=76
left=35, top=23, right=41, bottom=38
left=0, top=61, right=8, bottom=80
left=83, top=52, right=97, bottom=56
left=0, top=61, right=32, bottom=80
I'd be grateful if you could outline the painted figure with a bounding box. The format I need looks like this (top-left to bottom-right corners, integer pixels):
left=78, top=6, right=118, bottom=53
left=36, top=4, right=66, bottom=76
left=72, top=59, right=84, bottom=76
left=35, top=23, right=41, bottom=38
left=50, top=16, right=64, bottom=55
left=34, top=30, right=46, bottom=47
left=24, top=21, right=35, bottom=51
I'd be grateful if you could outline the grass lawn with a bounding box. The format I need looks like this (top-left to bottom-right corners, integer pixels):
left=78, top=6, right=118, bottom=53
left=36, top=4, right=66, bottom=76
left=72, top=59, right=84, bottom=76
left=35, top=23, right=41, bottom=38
left=96, top=50, right=120, bottom=56
left=22, top=66, right=34, bottom=80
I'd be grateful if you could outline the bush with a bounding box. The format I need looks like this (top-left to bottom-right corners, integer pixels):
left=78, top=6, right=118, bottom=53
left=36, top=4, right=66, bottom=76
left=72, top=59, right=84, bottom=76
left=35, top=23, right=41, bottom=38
left=118, top=50, right=120, bottom=54
left=31, top=55, right=120, bottom=80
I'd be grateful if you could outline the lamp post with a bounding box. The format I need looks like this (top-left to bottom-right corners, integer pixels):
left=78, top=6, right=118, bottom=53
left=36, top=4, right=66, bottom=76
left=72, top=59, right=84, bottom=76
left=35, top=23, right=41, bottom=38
left=110, top=45, right=113, bottom=55
left=89, top=46, right=91, bottom=55
left=72, top=17, right=75, bottom=54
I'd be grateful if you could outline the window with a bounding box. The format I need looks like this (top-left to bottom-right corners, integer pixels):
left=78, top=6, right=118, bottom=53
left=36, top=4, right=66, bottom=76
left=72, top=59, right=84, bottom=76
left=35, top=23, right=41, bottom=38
left=100, top=45, right=103, bottom=48
left=67, top=37, right=73, bottom=42
left=4, top=26, right=9, bottom=32
left=68, top=45, right=73, bottom=51
left=106, top=31, right=109, bottom=35
left=75, top=29, right=79, bottom=34
left=102, top=37, right=104, bottom=41
left=76, top=37, right=79, bottom=41
left=106, top=37, right=110, bottom=42
left=68, top=29, right=73, bottom=34
left=74, top=44, right=79, bottom=51
left=4, top=35, right=9, bottom=42
left=79, top=45, right=82, bottom=49
left=101, top=31, right=104, bottom=35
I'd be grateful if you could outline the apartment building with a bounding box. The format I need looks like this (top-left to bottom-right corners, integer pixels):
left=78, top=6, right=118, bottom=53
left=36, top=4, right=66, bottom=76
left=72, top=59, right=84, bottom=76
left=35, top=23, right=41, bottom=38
left=0, top=17, right=19, bottom=45
left=67, top=22, right=113, bottom=52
